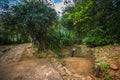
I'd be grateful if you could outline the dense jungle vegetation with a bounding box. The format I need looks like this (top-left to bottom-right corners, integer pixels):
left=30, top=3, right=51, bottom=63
left=0, top=0, right=120, bottom=53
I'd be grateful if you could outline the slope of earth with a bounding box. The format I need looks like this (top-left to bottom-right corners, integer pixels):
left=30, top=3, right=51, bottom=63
left=51, top=57, right=96, bottom=80
left=0, top=59, right=62, bottom=80
left=94, top=44, right=120, bottom=80
left=0, top=43, right=101, bottom=80
left=0, top=43, right=62, bottom=80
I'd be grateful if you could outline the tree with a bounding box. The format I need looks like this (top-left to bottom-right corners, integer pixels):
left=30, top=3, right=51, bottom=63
left=2, top=0, right=9, bottom=10
left=2, top=1, right=58, bottom=51
left=61, top=0, right=93, bottom=42
left=61, top=0, right=120, bottom=46
left=83, top=0, right=120, bottom=46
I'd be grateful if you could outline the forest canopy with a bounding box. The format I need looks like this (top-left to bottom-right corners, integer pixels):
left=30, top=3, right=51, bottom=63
left=61, top=0, right=120, bottom=46
left=0, top=0, right=120, bottom=51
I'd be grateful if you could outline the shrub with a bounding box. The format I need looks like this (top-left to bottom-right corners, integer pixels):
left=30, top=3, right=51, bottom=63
left=46, top=27, right=76, bottom=51
left=101, top=63, right=110, bottom=72
left=82, top=27, right=115, bottom=46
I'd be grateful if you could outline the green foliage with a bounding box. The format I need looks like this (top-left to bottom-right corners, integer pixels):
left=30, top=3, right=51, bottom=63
left=0, top=19, right=30, bottom=44
left=103, top=75, right=110, bottom=80
left=101, top=63, right=110, bottom=72
left=47, top=27, right=76, bottom=50
left=61, top=0, right=120, bottom=46
left=55, top=52, right=63, bottom=59
left=1, top=0, right=120, bottom=54
left=111, top=54, right=119, bottom=59
left=61, top=0, right=94, bottom=42
left=1, top=1, right=57, bottom=51
left=69, top=1, right=93, bottom=25
left=36, top=26, right=76, bottom=58
left=86, top=0, right=120, bottom=46
left=35, top=52, right=47, bottom=58
left=82, top=27, right=116, bottom=46
left=96, top=57, right=110, bottom=72
left=96, top=58, right=104, bottom=63
left=100, top=63, right=110, bottom=80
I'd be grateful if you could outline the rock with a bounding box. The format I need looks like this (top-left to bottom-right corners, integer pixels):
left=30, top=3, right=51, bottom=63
left=72, top=74, right=81, bottom=78
left=57, top=64, right=63, bottom=69
left=86, top=76, right=93, bottom=80
left=65, top=69, right=72, bottom=75
left=61, top=61, right=66, bottom=66
left=110, top=63, right=119, bottom=70
left=59, top=68, right=66, bottom=76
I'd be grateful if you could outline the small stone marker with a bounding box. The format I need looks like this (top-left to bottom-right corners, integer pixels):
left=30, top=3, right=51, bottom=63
left=71, top=48, right=76, bottom=57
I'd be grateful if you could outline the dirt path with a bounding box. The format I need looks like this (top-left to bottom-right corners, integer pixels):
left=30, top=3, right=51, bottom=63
left=0, top=59, right=62, bottom=80
left=0, top=44, right=96, bottom=80
left=0, top=43, right=32, bottom=64
left=0, top=44, right=63, bottom=80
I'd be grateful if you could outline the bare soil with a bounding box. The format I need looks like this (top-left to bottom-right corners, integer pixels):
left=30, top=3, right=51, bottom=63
left=1, top=43, right=116, bottom=80
left=61, top=57, right=94, bottom=76
left=94, top=44, right=120, bottom=80
left=0, top=59, right=62, bottom=80
left=0, top=43, right=62, bottom=80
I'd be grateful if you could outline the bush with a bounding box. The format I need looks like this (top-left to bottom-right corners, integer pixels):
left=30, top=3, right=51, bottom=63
left=41, top=27, right=77, bottom=58
left=46, top=27, right=76, bottom=50
left=101, top=63, right=110, bottom=72
left=82, top=27, right=116, bottom=46
left=0, top=25, right=31, bottom=45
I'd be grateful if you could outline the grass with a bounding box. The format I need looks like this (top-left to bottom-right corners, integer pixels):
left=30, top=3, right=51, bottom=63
left=110, top=54, right=119, bottom=59
left=103, top=75, right=110, bottom=80
left=101, top=63, right=110, bottom=72
left=96, top=58, right=104, bottom=63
